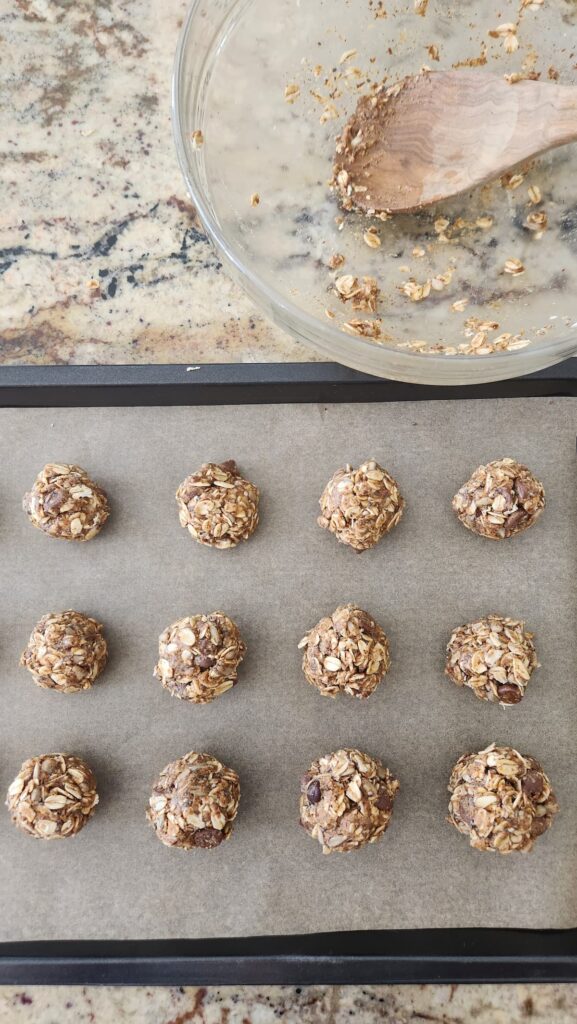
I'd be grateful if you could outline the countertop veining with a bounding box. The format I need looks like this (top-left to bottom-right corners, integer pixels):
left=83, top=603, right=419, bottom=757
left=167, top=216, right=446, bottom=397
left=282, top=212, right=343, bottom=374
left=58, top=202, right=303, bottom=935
left=2, top=983, right=577, bottom=1023
left=0, top=0, right=311, bottom=365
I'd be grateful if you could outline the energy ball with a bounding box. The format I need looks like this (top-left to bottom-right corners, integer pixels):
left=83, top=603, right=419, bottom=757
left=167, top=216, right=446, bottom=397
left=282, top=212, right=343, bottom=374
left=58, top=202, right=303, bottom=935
left=147, top=751, right=240, bottom=849
left=300, top=748, right=399, bottom=854
left=23, top=463, right=110, bottom=541
left=318, top=458, right=404, bottom=552
left=452, top=458, right=545, bottom=540
left=299, top=604, right=390, bottom=699
left=6, top=753, right=98, bottom=840
left=445, top=615, right=538, bottom=706
left=176, top=460, right=259, bottom=549
left=20, top=610, right=108, bottom=693
left=448, top=744, right=558, bottom=854
left=154, top=612, right=246, bottom=704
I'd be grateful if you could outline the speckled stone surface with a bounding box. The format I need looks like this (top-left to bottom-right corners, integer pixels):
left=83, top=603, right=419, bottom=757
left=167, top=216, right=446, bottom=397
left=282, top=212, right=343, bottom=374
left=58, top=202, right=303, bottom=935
left=1, top=984, right=577, bottom=1022
left=0, top=0, right=311, bottom=365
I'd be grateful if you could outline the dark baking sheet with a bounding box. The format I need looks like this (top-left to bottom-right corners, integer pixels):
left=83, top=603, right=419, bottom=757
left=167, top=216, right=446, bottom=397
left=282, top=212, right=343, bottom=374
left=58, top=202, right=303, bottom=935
left=0, top=361, right=576, bottom=984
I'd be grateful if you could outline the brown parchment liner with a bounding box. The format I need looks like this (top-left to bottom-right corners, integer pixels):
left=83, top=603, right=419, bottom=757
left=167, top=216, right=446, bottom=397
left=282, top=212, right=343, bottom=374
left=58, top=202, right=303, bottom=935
left=0, top=399, right=575, bottom=940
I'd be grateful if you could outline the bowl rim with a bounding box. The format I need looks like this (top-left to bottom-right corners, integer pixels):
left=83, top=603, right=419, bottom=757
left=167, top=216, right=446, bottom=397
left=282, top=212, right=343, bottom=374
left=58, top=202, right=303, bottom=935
left=171, top=0, right=577, bottom=383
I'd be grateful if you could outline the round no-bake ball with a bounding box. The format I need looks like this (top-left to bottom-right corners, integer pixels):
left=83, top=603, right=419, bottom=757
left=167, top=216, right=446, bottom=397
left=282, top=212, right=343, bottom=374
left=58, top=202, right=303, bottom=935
left=154, top=612, right=246, bottom=704
left=445, top=614, right=538, bottom=706
left=299, top=604, right=390, bottom=699
left=300, top=748, right=399, bottom=853
left=6, top=753, right=98, bottom=839
left=452, top=458, right=545, bottom=540
left=448, top=744, right=558, bottom=854
left=318, top=458, right=404, bottom=552
left=176, top=460, right=259, bottom=549
left=23, top=463, right=110, bottom=541
left=147, top=751, right=240, bottom=849
left=20, top=610, right=108, bottom=693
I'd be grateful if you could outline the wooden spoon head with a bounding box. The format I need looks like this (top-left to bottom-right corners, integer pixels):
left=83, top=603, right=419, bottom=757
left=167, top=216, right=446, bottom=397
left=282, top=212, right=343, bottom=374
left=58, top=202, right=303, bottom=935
left=332, top=70, right=574, bottom=214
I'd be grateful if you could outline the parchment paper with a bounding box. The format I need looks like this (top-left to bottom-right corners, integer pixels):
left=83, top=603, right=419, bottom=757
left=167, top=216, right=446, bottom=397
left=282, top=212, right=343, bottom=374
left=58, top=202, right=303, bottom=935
left=0, top=399, right=576, bottom=941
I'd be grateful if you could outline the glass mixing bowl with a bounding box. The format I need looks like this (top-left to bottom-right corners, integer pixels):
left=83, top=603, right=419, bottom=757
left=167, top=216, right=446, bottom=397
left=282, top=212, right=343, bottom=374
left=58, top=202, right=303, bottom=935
left=173, top=0, right=577, bottom=384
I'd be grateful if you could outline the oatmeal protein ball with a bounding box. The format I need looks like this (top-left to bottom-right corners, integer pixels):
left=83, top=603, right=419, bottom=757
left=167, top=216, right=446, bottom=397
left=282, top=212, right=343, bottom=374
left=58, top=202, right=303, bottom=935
left=452, top=458, right=545, bottom=540
left=154, top=612, right=246, bottom=704
left=20, top=610, right=108, bottom=693
left=318, top=458, right=404, bottom=552
left=448, top=743, right=558, bottom=854
left=23, top=463, right=110, bottom=541
left=300, top=748, right=399, bottom=854
left=147, top=751, right=240, bottom=849
left=176, top=460, right=259, bottom=549
left=6, top=753, right=98, bottom=840
left=299, top=604, right=390, bottom=699
left=445, top=614, right=538, bottom=706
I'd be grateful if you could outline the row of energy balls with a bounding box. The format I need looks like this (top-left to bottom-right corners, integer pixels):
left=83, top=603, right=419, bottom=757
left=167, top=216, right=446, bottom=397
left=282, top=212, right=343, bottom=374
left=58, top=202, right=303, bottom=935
left=6, top=457, right=558, bottom=856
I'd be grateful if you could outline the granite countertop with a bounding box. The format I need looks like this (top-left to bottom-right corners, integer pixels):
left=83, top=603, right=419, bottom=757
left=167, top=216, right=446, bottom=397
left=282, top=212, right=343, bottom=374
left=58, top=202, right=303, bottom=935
left=1, top=983, right=577, bottom=1023
left=1, top=1, right=577, bottom=1020
left=0, top=0, right=311, bottom=365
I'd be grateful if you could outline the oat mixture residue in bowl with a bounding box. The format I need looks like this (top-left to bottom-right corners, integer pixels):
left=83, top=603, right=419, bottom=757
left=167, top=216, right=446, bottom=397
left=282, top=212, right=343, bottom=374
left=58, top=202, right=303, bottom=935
left=175, top=0, right=577, bottom=377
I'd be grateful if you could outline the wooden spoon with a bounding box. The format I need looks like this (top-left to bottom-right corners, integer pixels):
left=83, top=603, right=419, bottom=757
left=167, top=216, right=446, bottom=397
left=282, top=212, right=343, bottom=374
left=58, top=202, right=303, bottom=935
left=333, top=70, right=577, bottom=215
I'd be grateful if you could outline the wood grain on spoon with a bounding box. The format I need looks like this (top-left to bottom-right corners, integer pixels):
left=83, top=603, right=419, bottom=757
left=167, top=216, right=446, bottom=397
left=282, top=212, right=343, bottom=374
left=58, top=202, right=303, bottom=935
left=332, top=70, right=577, bottom=215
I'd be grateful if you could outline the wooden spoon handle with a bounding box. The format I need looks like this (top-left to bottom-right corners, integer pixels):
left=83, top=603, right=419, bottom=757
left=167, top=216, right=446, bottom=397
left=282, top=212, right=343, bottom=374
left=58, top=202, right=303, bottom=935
left=516, top=81, right=577, bottom=149
left=549, top=87, right=577, bottom=147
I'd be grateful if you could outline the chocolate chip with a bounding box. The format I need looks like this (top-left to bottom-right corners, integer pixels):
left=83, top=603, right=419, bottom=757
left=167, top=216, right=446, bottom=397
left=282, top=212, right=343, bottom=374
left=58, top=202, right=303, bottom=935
left=195, top=654, right=215, bottom=669
left=522, top=771, right=544, bottom=799
left=515, top=479, right=529, bottom=502
left=220, top=460, right=238, bottom=475
left=496, top=682, right=523, bottom=704
left=306, top=780, right=321, bottom=804
left=504, top=509, right=526, bottom=533
left=42, top=489, right=66, bottom=514
left=375, top=790, right=392, bottom=812
left=530, top=816, right=549, bottom=837
left=458, top=795, right=476, bottom=825
left=193, top=827, right=225, bottom=848
left=495, top=485, right=514, bottom=506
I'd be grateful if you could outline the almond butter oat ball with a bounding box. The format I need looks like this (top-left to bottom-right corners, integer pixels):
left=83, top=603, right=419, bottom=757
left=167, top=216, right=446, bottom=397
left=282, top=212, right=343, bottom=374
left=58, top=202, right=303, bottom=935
left=300, top=748, right=399, bottom=854
left=448, top=744, right=558, bottom=854
left=147, top=751, right=240, bottom=849
left=445, top=615, right=538, bottom=706
left=154, top=612, right=246, bottom=704
left=299, top=604, right=390, bottom=699
left=20, top=610, right=108, bottom=693
left=452, top=458, right=545, bottom=540
left=6, top=753, right=98, bottom=840
left=23, top=463, right=110, bottom=541
left=318, top=459, right=404, bottom=552
left=176, top=460, right=259, bottom=549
